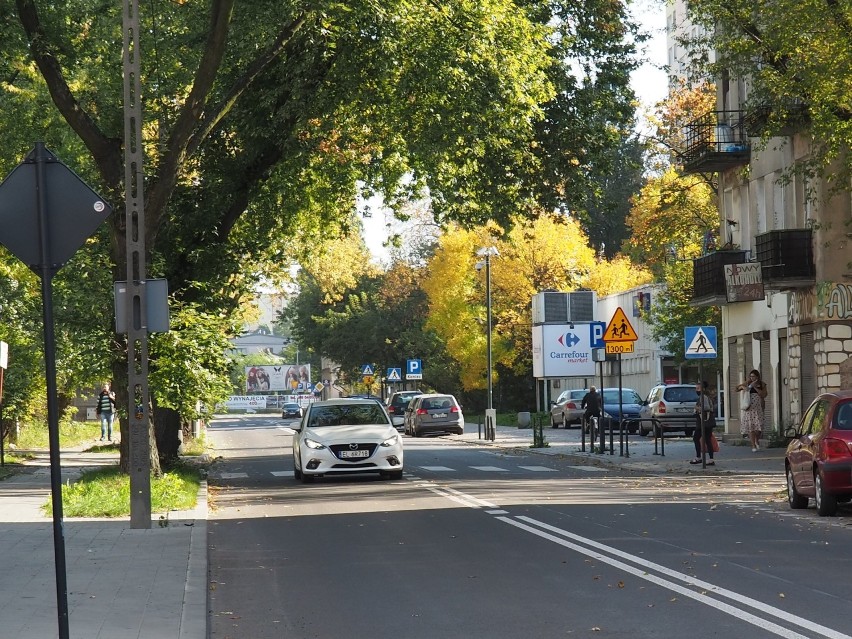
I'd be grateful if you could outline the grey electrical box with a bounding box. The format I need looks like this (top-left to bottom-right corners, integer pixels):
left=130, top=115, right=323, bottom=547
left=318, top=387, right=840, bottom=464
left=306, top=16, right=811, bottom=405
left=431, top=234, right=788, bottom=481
left=531, top=291, right=597, bottom=324
left=114, top=279, right=170, bottom=333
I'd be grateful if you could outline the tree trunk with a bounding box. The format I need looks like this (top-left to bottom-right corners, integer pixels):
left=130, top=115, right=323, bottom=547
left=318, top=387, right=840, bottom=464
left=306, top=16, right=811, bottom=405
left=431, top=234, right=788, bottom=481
left=153, top=405, right=182, bottom=467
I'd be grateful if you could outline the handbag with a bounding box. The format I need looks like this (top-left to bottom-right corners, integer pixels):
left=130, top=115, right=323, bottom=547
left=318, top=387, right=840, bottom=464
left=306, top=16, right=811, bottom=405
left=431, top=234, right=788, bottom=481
left=701, top=431, right=721, bottom=453
left=739, top=389, right=751, bottom=411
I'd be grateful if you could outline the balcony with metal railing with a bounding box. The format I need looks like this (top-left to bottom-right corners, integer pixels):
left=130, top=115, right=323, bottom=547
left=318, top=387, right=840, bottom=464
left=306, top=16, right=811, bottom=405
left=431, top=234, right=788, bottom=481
left=690, top=250, right=751, bottom=307
left=681, top=111, right=751, bottom=174
left=755, top=228, right=815, bottom=289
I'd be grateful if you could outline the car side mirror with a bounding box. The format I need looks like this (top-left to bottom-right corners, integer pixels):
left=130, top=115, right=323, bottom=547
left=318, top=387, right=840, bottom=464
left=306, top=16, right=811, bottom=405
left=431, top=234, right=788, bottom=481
left=783, top=426, right=797, bottom=439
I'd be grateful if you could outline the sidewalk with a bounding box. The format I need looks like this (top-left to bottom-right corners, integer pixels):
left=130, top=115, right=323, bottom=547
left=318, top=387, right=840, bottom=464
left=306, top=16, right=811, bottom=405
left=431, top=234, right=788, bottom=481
left=0, top=447, right=207, bottom=639
left=452, top=420, right=787, bottom=475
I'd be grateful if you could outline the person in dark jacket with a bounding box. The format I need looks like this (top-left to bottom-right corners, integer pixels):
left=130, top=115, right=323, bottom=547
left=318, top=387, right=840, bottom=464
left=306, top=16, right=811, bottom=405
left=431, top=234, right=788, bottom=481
left=581, top=386, right=601, bottom=432
left=96, top=382, right=117, bottom=442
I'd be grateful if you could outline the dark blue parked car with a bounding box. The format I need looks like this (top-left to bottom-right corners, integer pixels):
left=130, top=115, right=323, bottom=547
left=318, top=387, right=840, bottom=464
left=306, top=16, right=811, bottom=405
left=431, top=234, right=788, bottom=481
left=600, top=388, right=644, bottom=433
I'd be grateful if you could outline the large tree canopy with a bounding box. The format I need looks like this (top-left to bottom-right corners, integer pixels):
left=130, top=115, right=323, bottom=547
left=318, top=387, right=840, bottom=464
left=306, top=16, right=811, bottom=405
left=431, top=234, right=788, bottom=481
left=0, top=0, right=641, bottom=457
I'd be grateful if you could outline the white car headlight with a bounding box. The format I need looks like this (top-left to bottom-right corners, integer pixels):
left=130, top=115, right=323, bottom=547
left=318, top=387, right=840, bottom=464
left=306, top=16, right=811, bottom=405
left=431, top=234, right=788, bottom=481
left=304, top=438, right=326, bottom=450
left=380, top=434, right=399, bottom=447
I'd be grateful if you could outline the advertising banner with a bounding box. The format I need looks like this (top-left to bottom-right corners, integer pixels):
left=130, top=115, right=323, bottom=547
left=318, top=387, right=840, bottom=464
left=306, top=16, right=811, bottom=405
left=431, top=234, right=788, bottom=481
left=724, top=262, right=764, bottom=302
left=245, top=364, right=311, bottom=392
left=532, top=323, right=595, bottom=378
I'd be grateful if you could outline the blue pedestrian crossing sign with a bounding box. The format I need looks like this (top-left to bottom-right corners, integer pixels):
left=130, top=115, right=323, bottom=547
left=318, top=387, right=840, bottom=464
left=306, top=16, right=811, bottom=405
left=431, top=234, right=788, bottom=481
left=406, top=359, right=423, bottom=380
left=684, top=326, right=717, bottom=359
left=387, top=367, right=402, bottom=382
left=360, top=364, right=375, bottom=376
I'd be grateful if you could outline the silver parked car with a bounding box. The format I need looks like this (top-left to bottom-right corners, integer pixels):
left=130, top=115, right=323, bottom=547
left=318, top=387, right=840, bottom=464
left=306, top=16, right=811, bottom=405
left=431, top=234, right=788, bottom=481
left=549, top=388, right=587, bottom=428
left=638, top=384, right=697, bottom=437
left=404, top=394, right=464, bottom=437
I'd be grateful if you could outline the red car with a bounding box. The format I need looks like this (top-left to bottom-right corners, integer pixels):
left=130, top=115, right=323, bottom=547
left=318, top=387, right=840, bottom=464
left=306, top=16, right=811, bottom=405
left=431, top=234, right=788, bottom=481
left=785, top=391, right=852, bottom=516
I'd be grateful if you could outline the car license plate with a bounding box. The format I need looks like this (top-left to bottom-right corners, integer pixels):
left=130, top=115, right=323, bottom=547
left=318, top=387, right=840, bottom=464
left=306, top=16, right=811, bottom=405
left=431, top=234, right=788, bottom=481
left=677, top=408, right=691, bottom=413
left=433, top=413, right=447, bottom=418
left=340, top=450, right=369, bottom=459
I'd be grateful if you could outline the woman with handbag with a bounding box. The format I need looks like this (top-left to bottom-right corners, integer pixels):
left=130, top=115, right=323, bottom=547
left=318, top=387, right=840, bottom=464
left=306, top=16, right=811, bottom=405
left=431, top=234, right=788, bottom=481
left=736, top=369, right=768, bottom=452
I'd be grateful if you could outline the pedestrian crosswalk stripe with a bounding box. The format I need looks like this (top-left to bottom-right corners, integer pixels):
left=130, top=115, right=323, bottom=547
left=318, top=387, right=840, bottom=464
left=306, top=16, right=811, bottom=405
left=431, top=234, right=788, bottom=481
left=567, top=466, right=609, bottom=472
left=271, top=471, right=293, bottom=477
left=420, top=466, right=455, bottom=471
left=470, top=466, right=508, bottom=472
left=518, top=466, right=557, bottom=472
left=220, top=472, right=248, bottom=479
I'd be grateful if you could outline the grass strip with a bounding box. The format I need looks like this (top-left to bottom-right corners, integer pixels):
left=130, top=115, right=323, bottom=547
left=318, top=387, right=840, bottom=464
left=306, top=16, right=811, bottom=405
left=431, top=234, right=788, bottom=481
left=44, top=464, right=202, bottom=518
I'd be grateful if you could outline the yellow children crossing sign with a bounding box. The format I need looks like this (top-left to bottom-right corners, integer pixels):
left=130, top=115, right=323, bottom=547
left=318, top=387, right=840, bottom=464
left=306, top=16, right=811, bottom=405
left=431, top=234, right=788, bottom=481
left=603, top=307, right=638, bottom=342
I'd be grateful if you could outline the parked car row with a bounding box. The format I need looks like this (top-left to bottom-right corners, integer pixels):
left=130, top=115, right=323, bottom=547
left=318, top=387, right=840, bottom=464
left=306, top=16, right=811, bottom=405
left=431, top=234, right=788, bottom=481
left=549, top=383, right=708, bottom=437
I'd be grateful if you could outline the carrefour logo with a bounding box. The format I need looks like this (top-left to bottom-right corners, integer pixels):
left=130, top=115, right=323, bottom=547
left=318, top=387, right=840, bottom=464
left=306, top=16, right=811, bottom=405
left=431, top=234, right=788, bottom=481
left=556, top=332, right=581, bottom=348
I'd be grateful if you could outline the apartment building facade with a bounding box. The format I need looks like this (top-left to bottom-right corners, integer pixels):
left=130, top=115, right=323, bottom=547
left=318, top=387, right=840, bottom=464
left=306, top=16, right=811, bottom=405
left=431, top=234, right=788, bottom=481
left=681, top=71, right=852, bottom=436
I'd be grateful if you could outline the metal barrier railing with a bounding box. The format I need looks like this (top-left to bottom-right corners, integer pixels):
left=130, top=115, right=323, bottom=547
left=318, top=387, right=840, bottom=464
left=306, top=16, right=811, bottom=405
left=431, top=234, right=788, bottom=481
left=636, top=418, right=665, bottom=456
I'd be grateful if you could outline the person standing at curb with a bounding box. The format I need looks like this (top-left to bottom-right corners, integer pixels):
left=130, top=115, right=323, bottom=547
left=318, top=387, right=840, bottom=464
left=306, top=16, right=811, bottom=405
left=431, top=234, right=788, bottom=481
left=690, top=381, right=716, bottom=465
left=96, top=382, right=117, bottom=442
left=737, top=369, right=767, bottom=452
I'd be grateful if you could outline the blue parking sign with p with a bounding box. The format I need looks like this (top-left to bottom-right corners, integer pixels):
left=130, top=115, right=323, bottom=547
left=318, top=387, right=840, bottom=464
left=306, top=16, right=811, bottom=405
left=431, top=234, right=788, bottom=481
left=406, top=359, right=422, bottom=380
left=590, top=321, right=606, bottom=349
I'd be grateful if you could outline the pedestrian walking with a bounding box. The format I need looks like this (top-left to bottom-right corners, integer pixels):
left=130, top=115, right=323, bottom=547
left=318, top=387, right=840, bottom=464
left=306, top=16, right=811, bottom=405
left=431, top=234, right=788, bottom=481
left=737, top=369, right=767, bottom=451
left=690, top=381, right=716, bottom=465
left=96, top=382, right=117, bottom=442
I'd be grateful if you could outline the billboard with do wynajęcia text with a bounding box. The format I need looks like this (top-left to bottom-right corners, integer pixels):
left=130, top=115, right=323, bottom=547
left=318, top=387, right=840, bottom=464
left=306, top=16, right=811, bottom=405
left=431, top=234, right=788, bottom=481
left=245, top=364, right=311, bottom=392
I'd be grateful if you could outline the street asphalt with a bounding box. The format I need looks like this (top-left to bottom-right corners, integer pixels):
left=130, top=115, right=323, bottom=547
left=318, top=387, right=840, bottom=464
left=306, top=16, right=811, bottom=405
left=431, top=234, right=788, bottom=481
left=0, top=418, right=786, bottom=638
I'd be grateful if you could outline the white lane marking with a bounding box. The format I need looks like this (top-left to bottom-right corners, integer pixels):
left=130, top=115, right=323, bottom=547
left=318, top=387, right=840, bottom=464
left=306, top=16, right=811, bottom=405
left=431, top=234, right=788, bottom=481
left=418, top=483, right=499, bottom=510
left=486, top=509, right=509, bottom=515
left=420, top=466, right=455, bottom=471
left=512, top=515, right=851, bottom=639
left=470, top=466, right=508, bottom=472
left=422, top=486, right=485, bottom=509
left=271, top=471, right=293, bottom=477
left=567, top=466, right=609, bottom=472
left=408, top=479, right=848, bottom=638
left=499, top=517, right=819, bottom=639
left=219, top=472, right=248, bottom=479
left=518, top=466, right=557, bottom=472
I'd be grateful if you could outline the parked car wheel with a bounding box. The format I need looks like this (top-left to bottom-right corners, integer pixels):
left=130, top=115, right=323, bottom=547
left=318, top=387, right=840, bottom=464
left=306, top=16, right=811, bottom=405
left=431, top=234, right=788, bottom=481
left=815, top=471, right=837, bottom=516
left=551, top=414, right=560, bottom=428
left=786, top=465, right=808, bottom=509
left=293, top=463, right=302, bottom=481
left=561, top=415, right=570, bottom=429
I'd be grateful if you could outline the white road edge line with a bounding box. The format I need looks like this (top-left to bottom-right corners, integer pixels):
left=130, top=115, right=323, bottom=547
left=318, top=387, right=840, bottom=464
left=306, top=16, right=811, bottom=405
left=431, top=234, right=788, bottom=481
left=511, top=515, right=850, bottom=639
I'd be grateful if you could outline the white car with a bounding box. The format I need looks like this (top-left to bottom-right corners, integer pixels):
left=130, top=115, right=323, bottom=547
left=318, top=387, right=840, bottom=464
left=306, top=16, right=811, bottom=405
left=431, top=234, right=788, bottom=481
left=292, top=399, right=404, bottom=482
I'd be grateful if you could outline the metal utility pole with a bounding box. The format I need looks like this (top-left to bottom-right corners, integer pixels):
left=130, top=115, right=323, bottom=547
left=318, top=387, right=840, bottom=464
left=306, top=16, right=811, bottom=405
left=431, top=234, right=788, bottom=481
left=123, top=0, right=152, bottom=528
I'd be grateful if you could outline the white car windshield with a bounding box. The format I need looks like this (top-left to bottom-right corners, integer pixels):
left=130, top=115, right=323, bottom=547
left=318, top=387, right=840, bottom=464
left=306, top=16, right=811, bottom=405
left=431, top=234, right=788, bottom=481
left=308, top=404, right=390, bottom=427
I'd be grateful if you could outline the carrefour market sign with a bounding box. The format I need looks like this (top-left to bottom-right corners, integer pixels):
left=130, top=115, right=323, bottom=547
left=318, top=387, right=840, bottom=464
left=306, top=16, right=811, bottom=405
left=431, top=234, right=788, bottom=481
left=531, top=323, right=595, bottom=378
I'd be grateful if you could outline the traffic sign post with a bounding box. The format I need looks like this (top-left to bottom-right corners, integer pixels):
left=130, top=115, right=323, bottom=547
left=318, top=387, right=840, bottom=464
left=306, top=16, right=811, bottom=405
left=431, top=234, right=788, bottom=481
left=684, top=326, right=717, bottom=359
left=684, top=326, right=717, bottom=470
left=406, top=359, right=423, bottom=380
left=602, top=307, right=639, bottom=459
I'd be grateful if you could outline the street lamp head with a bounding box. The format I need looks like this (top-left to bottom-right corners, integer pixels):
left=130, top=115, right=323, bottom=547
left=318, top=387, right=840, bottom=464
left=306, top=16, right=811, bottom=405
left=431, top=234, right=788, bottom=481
left=476, top=246, right=499, bottom=258
left=474, top=260, right=485, bottom=271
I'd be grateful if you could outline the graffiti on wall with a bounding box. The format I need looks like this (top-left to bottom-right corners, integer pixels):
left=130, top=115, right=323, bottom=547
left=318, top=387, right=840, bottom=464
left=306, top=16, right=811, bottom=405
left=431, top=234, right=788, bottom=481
left=789, top=282, right=852, bottom=325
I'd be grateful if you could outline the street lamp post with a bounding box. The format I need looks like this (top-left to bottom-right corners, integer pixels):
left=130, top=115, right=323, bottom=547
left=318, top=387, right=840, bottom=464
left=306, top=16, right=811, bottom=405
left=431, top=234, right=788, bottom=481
left=476, top=246, right=499, bottom=438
